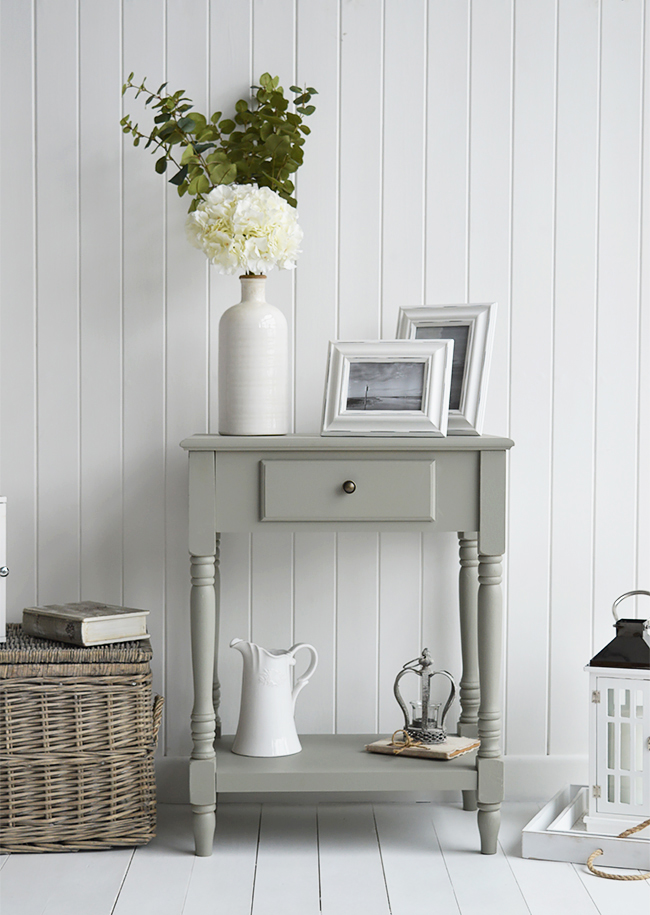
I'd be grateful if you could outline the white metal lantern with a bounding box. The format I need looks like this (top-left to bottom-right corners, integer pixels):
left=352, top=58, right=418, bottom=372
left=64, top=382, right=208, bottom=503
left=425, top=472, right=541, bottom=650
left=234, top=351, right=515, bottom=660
left=584, top=590, right=650, bottom=836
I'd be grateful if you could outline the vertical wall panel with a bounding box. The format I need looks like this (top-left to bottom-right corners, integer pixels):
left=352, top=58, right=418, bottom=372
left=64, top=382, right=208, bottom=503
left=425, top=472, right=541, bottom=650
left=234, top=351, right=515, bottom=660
left=250, top=533, right=294, bottom=653
left=295, top=0, right=339, bottom=432
left=293, top=533, right=336, bottom=734
left=0, top=0, right=37, bottom=614
left=378, top=533, right=422, bottom=732
left=121, top=0, right=167, bottom=715
left=338, top=0, right=383, bottom=339
left=548, top=0, right=599, bottom=758
left=426, top=0, right=470, bottom=305
left=506, top=0, right=556, bottom=756
left=468, top=0, right=513, bottom=438
left=35, top=0, right=81, bottom=602
left=593, top=0, right=644, bottom=654
left=79, top=1, right=123, bottom=603
left=164, top=0, right=211, bottom=757
left=639, top=3, right=650, bottom=612
left=218, top=532, right=252, bottom=737
left=336, top=533, right=379, bottom=733
left=381, top=0, right=426, bottom=336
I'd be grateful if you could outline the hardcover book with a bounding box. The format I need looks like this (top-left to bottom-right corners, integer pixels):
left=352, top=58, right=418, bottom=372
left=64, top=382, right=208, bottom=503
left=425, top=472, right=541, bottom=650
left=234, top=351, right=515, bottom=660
left=22, top=601, right=150, bottom=647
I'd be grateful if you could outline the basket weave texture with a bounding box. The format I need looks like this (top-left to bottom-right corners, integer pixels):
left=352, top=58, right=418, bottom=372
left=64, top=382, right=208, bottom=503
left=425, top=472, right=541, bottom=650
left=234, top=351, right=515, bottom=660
left=0, top=623, right=163, bottom=852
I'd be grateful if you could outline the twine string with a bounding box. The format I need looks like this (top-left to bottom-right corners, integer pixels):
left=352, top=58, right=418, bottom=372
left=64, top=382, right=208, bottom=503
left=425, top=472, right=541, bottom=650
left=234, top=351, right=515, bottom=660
left=586, top=818, right=650, bottom=881
left=388, top=730, right=425, bottom=754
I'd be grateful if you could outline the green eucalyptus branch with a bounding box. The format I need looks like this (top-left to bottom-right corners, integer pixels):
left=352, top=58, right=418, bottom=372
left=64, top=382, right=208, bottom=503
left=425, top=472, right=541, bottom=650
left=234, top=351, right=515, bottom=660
left=121, top=71, right=317, bottom=211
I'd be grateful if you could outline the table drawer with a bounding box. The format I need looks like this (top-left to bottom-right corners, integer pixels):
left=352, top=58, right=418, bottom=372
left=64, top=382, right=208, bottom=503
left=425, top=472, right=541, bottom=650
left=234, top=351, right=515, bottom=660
left=260, top=459, right=435, bottom=522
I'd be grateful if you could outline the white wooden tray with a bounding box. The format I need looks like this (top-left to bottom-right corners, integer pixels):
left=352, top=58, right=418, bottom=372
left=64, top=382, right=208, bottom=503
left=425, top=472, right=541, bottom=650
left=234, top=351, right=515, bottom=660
left=522, top=785, right=650, bottom=869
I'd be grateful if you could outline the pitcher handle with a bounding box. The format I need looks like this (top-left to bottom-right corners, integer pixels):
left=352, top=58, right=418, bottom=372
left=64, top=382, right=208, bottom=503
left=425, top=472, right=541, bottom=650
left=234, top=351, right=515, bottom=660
left=290, top=643, right=318, bottom=705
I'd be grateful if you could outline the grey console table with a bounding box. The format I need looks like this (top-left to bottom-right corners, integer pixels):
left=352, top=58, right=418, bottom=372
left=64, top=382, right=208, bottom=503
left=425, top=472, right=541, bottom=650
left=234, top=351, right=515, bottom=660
left=180, top=433, right=513, bottom=857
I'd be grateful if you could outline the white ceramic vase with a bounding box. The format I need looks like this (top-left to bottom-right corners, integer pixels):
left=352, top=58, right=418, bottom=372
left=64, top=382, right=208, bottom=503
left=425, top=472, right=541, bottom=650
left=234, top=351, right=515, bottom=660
left=218, top=275, right=289, bottom=435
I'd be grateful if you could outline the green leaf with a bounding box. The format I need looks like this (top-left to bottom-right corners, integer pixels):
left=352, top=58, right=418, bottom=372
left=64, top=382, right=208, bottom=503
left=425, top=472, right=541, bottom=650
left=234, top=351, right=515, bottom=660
left=208, top=161, right=237, bottom=185
left=169, top=166, right=188, bottom=186
left=196, top=174, right=210, bottom=194
left=178, top=116, right=196, bottom=132
left=155, top=156, right=168, bottom=173
left=219, top=118, right=236, bottom=134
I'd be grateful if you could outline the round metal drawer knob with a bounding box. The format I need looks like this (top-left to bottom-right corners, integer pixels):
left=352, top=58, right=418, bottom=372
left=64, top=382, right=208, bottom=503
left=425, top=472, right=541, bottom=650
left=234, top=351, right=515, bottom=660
left=342, top=480, right=356, bottom=494
left=0, top=567, right=8, bottom=578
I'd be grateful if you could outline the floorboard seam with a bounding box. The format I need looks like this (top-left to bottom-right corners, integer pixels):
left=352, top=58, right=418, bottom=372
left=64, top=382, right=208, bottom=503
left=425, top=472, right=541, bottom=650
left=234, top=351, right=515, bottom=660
left=249, top=803, right=264, bottom=915
left=371, top=804, right=393, bottom=915
left=109, top=847, right=136, bottom=915
left=428, top=807, right=463, bottom=915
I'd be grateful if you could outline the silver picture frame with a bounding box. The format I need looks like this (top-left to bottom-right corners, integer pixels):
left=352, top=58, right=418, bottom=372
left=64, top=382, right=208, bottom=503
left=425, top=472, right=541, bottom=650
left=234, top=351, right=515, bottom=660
left=396, top=303, right=497, bottom=435
left=321, top=340, right=454, bottom=436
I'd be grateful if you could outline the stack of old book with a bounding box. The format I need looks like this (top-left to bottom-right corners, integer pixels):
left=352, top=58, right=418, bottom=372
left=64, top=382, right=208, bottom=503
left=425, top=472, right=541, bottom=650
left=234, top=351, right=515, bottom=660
left=22, top=600, right=150, bottom=647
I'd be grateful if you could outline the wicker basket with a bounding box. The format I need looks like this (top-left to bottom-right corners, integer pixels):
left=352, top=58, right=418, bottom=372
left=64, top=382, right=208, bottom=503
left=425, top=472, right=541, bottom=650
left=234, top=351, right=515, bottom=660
left=0, top=623, right=163, bottom=852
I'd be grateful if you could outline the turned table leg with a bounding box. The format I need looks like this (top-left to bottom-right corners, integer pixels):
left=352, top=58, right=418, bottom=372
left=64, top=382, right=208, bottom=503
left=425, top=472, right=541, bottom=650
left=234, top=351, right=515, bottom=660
left=458, top=532, right=479, bottom=812
left=212, top=534, right=222, bottom=738
left=476, top=552, right=504, bottom=854
left=190, top=551, right=217, bottom=856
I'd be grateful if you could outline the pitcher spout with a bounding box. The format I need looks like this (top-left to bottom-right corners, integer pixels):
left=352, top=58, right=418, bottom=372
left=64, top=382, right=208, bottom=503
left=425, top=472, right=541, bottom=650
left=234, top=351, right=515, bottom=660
left=229, top=637, right=250, bottom=655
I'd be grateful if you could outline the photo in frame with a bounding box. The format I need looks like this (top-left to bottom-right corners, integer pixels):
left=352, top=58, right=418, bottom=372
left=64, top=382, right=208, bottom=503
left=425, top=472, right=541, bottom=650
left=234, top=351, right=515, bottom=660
left=321, top=340, right=454, bottom=436
left=395, top=303, right=497, bottom=435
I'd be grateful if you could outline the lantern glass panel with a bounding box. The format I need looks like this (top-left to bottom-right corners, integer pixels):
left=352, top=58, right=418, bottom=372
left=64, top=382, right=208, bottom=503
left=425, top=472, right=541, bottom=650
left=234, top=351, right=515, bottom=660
left=607, top=722, right=615, bottom=769
left=608, top=775, right=615, bottom=802
left=636, top=690, right=644, bottom=717
left=620, top=722, right=630, bottom=770
left=620, top=775, right=630, bottom=804
left=636, top=775, right=644, bottom=805
left=607, top=688, right=615, bottom=716
left=621, top=689, right=631, bottom=717
left=636, top=724, right=644, bottom=770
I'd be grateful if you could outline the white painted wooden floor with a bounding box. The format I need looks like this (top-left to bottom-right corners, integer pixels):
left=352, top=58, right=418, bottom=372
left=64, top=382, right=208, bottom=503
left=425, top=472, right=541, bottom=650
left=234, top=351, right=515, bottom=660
left=1, top=801, right=648, bottom=915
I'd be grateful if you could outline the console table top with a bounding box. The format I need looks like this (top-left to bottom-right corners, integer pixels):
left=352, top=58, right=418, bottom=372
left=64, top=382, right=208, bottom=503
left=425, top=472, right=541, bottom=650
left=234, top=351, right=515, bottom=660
left=181, top=433, right=514, bottom=453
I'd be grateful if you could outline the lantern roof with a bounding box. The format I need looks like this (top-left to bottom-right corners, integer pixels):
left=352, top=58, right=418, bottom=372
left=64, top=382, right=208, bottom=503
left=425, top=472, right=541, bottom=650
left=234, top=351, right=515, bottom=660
left=588, top=618, right=650, bottom=670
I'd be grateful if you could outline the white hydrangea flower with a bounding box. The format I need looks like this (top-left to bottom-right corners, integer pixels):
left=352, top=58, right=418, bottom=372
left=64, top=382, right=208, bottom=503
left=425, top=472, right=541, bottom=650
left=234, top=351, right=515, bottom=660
left=185, top=184, right=303, bottom=275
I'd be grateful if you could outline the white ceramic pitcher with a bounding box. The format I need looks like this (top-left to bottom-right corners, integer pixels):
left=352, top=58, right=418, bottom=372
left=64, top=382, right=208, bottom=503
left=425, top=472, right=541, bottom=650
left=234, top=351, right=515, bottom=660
left=230, top=638, right=318, bottom=757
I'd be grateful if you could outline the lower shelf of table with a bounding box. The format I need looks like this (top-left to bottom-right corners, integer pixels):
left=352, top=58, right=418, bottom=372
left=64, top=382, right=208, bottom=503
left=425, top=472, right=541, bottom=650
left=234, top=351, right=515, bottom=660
left=214, top=734, right=478, bottom=794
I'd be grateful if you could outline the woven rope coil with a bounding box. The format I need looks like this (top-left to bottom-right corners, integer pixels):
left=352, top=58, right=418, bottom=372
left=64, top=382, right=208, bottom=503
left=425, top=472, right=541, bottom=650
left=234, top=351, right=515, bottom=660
left=586, top=818, right=650, bottom=881
left=0, top=624, right=162, bottom=853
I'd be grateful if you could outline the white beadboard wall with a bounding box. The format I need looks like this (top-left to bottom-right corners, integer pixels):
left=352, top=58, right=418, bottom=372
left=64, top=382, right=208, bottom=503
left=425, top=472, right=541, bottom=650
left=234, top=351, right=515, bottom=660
left=1, top=0, right=648, bottom=800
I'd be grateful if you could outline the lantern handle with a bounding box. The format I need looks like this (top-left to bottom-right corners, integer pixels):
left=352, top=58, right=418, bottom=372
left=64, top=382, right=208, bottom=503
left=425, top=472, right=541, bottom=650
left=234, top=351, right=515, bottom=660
left=611, top=590, right=650, bottom=622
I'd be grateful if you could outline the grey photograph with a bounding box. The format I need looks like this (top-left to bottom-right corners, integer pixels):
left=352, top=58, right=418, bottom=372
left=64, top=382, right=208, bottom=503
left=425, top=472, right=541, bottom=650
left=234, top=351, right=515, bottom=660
left=415, top=324, right=468, bottom=410
left=346, top=361, right=425, bottom=411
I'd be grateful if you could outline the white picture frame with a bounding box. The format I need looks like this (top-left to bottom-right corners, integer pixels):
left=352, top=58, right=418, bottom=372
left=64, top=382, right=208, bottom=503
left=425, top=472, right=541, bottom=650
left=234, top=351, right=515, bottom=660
left=396, top=303, right=497, bottom=435
left=321, top=340, right=454, bottom=436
